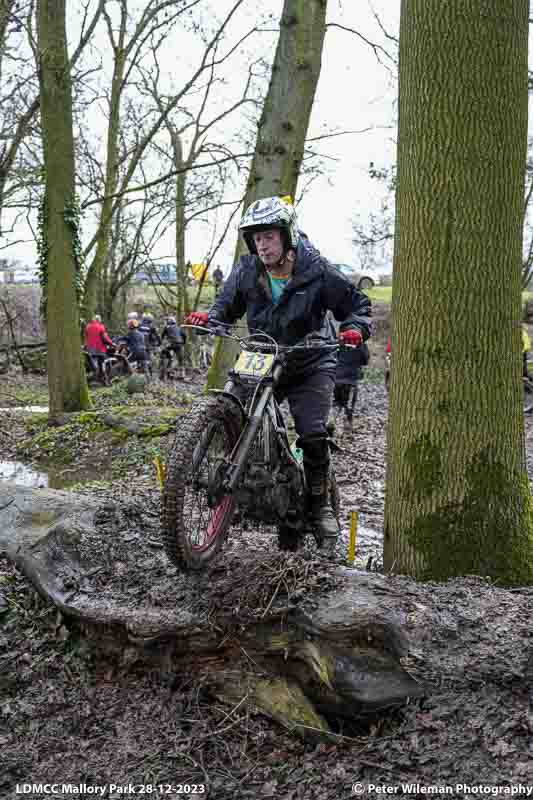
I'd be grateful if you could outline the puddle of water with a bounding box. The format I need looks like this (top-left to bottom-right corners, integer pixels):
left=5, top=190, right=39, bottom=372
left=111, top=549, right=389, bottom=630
left=0, top=461, right=50, bottom=488
left=0, top=406, right=49, bottom=414
left=0, top=460, right=106, bottom=490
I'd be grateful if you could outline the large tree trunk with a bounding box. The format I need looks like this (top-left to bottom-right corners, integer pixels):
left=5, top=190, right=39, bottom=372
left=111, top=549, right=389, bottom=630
left=169, top=126, right=189, bottom=324
left=37, top=0, right=90, bottom=414
left=207, top=0, right=328, bottom=389
left=82, top=13, right=126, bottom=320
left=384, top=0, right=533, bottom=583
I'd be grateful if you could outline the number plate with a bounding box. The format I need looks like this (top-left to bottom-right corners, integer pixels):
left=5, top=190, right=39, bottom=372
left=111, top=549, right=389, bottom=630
left=234, top=351, right=274, bottom=377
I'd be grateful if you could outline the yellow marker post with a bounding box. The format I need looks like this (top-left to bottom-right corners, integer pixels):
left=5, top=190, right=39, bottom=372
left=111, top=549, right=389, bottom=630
left=153, top=456, right=166, bottom=490
left=347, top=511, right=358, bottom=565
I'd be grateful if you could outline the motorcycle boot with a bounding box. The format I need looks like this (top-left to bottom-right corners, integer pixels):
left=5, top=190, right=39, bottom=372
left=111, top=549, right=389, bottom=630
left=299, top=435, right=339, bottom=557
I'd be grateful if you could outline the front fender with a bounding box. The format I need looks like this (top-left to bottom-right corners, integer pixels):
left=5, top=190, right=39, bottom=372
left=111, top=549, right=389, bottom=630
left=208, top=389, right=247, bottom=427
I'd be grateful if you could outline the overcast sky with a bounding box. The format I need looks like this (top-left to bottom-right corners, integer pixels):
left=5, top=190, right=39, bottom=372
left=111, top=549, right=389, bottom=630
left=197, top=0, right=402, bottom=272
left=6, top=1, right=533, bottom=278
left=3, top=0, right=401, bottom=275
left=290, top=0, right=399, bottom=269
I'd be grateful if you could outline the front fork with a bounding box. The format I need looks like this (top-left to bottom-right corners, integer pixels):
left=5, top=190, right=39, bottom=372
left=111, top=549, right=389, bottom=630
left=223, top=383, right=274, bottom=492
left=221, top=362, right=285, bottom=493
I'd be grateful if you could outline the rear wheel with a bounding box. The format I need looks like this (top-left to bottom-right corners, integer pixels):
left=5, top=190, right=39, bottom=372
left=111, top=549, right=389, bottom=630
left=161, top=395, right=243, bottom=570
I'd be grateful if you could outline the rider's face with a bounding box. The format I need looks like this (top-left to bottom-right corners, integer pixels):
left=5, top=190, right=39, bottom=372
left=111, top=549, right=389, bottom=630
left=253, top=229, right=284, bottom=267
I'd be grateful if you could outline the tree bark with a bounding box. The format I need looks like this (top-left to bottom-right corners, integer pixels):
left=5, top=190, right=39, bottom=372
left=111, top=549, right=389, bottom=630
left=82, top=9, right=127, bottom=321
left=37, top=0, right=90, bottom=414
left=207, top=0, right=328, bottom=389
left=168, top=125, right=190, bottom=323
left=384, top=0, right=533, bottom=583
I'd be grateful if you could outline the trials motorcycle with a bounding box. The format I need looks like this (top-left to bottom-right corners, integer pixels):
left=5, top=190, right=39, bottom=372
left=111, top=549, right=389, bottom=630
left=161, top=325, right=344, bottom=571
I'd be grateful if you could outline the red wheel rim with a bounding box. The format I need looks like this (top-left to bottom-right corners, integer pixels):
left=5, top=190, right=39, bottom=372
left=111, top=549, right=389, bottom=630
left=193, top=495, right=235, bottom=552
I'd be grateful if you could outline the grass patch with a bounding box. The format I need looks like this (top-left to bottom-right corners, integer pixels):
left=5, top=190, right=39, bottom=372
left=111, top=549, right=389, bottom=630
left=1, top=385, right=49, bottom=408
left=365, top=286, right=392, bottom=303
left=364, top=287, right=533, bottom=306
left=127, top=283, right=216, bottom=312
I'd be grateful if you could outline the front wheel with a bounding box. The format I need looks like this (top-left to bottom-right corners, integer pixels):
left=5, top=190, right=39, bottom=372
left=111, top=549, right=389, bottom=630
left=161, top=395, right=243, bottom=570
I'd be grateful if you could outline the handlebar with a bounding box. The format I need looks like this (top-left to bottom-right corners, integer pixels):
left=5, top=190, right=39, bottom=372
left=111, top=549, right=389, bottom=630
left=182, top=323, right=360, bottom=357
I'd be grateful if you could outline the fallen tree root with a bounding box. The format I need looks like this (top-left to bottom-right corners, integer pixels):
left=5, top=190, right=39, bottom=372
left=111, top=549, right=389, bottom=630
left=1, top=482, right=424, bottom=738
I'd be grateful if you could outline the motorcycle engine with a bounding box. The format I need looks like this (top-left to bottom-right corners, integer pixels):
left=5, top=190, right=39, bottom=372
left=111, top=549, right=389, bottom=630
left=235, top=461, right=302, bottom=523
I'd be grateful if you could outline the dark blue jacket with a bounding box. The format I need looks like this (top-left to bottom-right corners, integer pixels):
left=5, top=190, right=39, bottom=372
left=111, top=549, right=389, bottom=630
left=162, top=323, right=186, bottom=346
left=118, top=329, right=147, bottom=358
left=209, top=238, right=371, bottom=375
left=139, top=318, right=161, bottom=348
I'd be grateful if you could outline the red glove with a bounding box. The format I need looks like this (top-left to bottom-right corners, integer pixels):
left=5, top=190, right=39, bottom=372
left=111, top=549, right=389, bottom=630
left=185, top=311, right=209, bottom=327
left=339, top=328, right=363, bottom=347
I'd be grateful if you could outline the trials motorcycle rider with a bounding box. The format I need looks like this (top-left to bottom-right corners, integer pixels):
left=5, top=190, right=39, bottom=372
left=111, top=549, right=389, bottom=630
left=185, top=196, right=371, bottom=556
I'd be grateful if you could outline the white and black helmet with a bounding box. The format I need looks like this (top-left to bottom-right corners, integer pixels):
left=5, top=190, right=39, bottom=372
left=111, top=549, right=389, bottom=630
left=239, top=196, right=299, bottom=255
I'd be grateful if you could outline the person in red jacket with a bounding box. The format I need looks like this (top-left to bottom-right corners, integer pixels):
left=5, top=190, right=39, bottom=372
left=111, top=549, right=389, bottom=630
left=84, top=315, right=114, bottom=380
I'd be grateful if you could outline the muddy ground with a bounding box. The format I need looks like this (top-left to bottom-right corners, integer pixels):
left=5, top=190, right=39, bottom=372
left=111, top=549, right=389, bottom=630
left=1, top=359, right=533, bottom=798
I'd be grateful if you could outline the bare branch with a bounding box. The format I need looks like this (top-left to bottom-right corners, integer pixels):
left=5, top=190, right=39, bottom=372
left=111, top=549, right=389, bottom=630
left=69, top=0, right=106, bottom=68
left=326, top=22, right=396, bottom=68
left=81, top=151, right=252, bottom=212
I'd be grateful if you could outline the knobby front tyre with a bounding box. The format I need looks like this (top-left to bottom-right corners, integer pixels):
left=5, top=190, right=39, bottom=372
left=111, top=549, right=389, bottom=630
left=161, top=394, right=243, bottom=570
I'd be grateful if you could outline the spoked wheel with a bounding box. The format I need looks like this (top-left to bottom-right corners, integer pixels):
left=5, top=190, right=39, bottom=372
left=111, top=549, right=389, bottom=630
left=161, top=395, right=243, bottom=570
left=524, top=378, right=533, bottom=414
